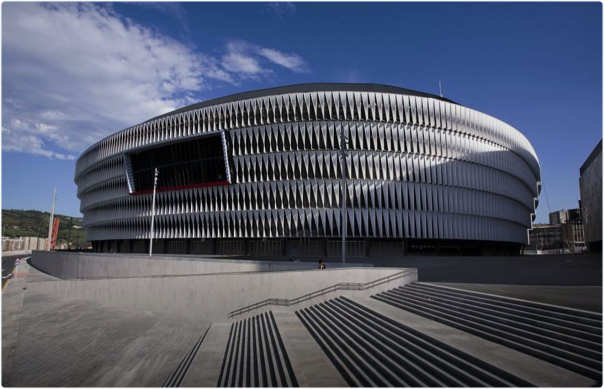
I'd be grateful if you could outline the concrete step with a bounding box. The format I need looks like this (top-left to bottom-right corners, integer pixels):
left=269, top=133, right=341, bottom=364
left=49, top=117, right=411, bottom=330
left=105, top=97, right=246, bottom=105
left=352, top=295, right=596, bottom=387
left=296, top=308, right=366, bottom=386
left=404, top=284, right=602, bottom=344
left=271, top=311, right=348, bottom=387
left=376, top=291, right=601, bottom=373
left=326, top=299, right=506, bottom=387
left=374, top=289, right=602, bottom=381
left=412, top=283, right=603, bottom=327
left=217, top=312, right=298, bottom=387
left=388, top=287, right=602, bottom=356
left=332, top=298, right=530, bottom=386
left=309, top=304, right=412, bottom=386
left=297, top=297, right=533, bottom=387
left=298, top=305, right=387, bottom=386
left=321, top=300, right=489, bottom=386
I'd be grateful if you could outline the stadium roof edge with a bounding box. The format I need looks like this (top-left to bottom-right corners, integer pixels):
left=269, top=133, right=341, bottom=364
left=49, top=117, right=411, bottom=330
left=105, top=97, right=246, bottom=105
left=144, top=82, right=460, bottom=123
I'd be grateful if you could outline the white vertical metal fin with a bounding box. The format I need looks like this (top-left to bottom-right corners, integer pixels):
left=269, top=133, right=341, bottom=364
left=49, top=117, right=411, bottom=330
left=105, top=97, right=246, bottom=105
left=149, top=168, right=159, bottom=257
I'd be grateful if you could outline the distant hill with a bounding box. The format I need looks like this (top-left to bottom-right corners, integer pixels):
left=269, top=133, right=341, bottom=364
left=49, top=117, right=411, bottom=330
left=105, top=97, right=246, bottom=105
left=2, top=209, right=88, bottom=248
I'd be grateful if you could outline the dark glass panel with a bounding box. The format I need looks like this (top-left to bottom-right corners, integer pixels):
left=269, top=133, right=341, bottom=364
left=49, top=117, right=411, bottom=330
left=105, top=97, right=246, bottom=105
left=129, top=135, right=227, bottom=193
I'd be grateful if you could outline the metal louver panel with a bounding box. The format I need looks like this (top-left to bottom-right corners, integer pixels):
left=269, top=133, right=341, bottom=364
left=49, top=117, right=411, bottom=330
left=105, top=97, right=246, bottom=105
left=75, top=84, right=540, bottom=248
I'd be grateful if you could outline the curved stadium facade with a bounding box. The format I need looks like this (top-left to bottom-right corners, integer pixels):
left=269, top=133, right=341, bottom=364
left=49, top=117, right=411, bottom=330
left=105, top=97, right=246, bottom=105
left=75, top=83, right=541, bottom=257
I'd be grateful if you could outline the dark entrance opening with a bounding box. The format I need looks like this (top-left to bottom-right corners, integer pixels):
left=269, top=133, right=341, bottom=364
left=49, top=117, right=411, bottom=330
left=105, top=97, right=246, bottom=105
left=127, top=134, right=228, bottom=194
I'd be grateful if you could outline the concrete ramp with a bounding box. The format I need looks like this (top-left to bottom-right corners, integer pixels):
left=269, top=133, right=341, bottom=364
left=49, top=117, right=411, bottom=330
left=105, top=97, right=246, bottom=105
left=3, top=291, right=210, bottom=387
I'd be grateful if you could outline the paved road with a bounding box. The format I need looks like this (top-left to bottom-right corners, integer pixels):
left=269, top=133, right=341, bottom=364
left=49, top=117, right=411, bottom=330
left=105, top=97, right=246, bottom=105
left=2, top=255, right=25, bottom=288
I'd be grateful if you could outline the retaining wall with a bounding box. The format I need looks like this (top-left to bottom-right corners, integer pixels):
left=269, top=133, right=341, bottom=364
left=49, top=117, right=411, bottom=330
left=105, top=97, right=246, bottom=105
left=30, top=251, right=369, bottom=279
left=26, top=267, right=416, bottom=322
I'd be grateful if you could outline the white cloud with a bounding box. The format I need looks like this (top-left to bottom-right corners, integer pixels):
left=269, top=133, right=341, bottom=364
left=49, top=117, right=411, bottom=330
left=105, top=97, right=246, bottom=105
left=221, top=40, right=310, bottom=78
left=2, top=127, right=76, bottom=160
left=40, top=110, right=68, bottom=120
left=259, top=48, right=309, bottom=73
left=221, top=41, right=268, bottom=76
left=2, top=3, right=310, bottom=160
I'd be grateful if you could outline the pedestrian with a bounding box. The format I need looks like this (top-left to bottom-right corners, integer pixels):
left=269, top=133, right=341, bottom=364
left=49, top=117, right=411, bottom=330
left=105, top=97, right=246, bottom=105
left=318, top=259, right=326, bottom=270
left=14, top=258, right=20, bottom=267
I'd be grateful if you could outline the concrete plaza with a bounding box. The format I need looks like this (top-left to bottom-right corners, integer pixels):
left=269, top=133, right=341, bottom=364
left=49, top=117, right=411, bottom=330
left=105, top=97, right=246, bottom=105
left=2, top=252, right=601, bottom=386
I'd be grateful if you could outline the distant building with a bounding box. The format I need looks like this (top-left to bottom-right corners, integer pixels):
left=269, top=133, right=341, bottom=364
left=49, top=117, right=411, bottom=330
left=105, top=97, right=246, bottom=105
left=548, top=208, right=585, bottom=251
left=567, top=208, right=582, bottom=222
left=2, top=237, right=24, bottom=252
left=23, top=236, right=48, bottom=251
left=549, top=210, right=569, bottom=225
left=561, top=221, right=585, bottom=251
left=1, top=236, right=48, bottom=252
left=528, top=224, right=562, bottom=251
left=579, top=140, right=602, bottom=253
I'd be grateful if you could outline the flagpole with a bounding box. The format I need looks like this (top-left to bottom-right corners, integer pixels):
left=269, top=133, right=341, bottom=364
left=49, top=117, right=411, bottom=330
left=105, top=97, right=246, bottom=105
left=150, top=168, right=158, bottom=257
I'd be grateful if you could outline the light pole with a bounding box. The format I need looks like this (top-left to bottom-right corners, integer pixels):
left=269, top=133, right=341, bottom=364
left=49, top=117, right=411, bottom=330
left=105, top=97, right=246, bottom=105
left=150, top=168, right=159, bottom=257
left=36, top=227, right=41, bottom=250
left=339, top=125, right=348, bottom=264
left=47, top=187, right=56, bottom=251
left=67, top=217, right=73, bottom=251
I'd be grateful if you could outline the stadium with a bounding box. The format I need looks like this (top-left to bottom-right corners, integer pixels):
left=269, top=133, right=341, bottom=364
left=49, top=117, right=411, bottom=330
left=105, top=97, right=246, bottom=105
left=75, top=83, right=541, bottom=257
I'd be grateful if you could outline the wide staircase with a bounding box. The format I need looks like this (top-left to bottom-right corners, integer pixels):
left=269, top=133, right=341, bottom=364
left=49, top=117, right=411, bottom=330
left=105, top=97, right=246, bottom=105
left=166, top=283, right=602, bottom=387
left=217, top=312, right=298, bottom=387
left=373, top=283, right=602, bottom=382
left=297, top=297, right=530, bottom=387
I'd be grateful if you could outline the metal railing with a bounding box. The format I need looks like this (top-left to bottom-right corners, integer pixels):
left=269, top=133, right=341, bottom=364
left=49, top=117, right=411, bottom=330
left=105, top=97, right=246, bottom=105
left=228, top=268, right=417, bottom=318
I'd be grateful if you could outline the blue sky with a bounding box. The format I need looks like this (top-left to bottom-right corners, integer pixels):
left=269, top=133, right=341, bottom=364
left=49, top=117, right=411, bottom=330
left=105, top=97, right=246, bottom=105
left=2, top=2, right=601, bottom=223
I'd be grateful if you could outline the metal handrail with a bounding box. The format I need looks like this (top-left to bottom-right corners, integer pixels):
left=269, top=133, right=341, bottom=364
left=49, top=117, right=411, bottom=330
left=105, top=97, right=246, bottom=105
left=228, top=268, right=417, bottom=318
